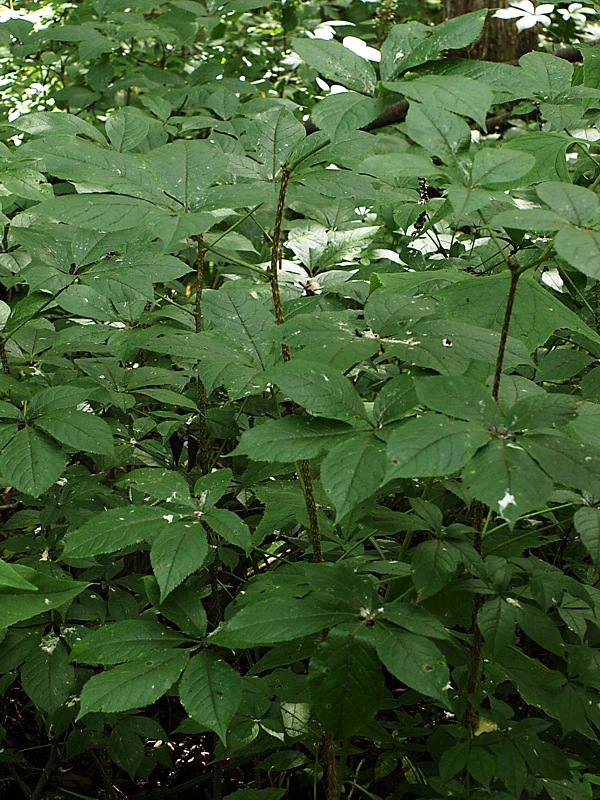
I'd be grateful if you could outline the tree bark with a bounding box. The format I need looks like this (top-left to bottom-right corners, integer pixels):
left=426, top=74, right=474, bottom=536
left=443, top=0, right=538, bottom=61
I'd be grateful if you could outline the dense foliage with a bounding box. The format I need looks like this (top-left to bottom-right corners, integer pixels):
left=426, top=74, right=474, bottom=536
left=1, top=1, right=600, bottom=798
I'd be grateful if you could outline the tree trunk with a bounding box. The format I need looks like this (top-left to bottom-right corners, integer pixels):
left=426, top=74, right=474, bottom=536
left=442, top=0, right=538, bottom=61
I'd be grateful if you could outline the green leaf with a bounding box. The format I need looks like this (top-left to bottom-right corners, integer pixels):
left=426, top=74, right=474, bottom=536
left=522, top=431, right=600, bottom=496
left=292, top=37, right=377, bottom=94
left=439, top=272, right=600, bottom=352
left=536, top=181, right=598, bottom=226
left=77, top=650, right=189, bottom=719
left=309, top=626, right=383, bottom=738
left=381, top=602, right=451, bottom=641
left=143, top=140, right=229, bottom=211
left=11, top=111, right=107, bottom=144
left=179, top=651, right=242, bottom=745
left=380, top=11, right=486, bottom=79
left=312, top=93, right=384, bottom=142
left=209, top=597, right=355, bottom=648
left=470, top=148, right=536, bottom=189
left=35, top=410, right=114, bottom=455
left=0, top=559, right=38, bottom=591
left=505, top=393, right=580, bottom=431
left=373, top=623, right=449, bottom=703
left=517, top=603, right=564, bottom=655
left=574, top=507, right=600, bottom=567
left=203, top=282, right=274, bottom=362
left=70, top=619, right=186, bottom=665
left=415, top=376, right=502, bottom=427
left=555, top=228, right=600, bottom=280
left=202, top=507, right=251, bottom=553
left=21, top=638, right=75, bottom=714
left=503, top=132, right=571, bottom=184
left=462, top=438, right=554, bottom=526
left=245, top=106, right=307, bottom=178
left=1, top=427, right=66, bottom=497
left=235, top=416, right=354, bottom=462
left=269, top=359, right=367, bottom=423
left=373, top=375, right=418, bottom=425
left=105, top=107, right=150, bottom=152
left=134, top=387, right=198, bottom=411
left=34, top=194, right=161, bottom=231
left=116, top=468, right=192, bottom=503
left=151, top=521, right=208, bottom=601
left=320, top=433, right=387, bottom=521
left=394, top=76, right=492, bottom=130
left=0, top=568, right=88, bottom=627
left=404, top=103, right=470, bottom=167
left=62, top=506, right=175, bottom=559
left=382, top=318, right=531, bottom=374
left=411, top=539, right=461, bottom=601
left=193, top=468, right=233, bottom=507
left=143, top=576, right=207, bottom=638
left=491, top=207, right=567, bottom=232
left=359, top=152, right=444, bottom=180
left=518, top=51, right=574, bottom=102
left=22, top=136, right=167, bottom=204
left=386, top=414, right=490, bottom=479
left=477, top=597, right=517, bottom=656
left=27, top=386, right=91, bottom=416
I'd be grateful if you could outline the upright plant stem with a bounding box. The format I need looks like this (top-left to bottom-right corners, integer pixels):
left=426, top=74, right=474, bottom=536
left=193, top=234, right=210, bottom=476
left=0, top=335, right=9, bottom=375
left=193, top=235, right=224, bottom=800
left=268, top=164, right=323, bottom=563
left=492, top=263, right=520, bottom=402
left=270, top=164, right=334, bottom=795
left=467, top=258, right=520, bottom=726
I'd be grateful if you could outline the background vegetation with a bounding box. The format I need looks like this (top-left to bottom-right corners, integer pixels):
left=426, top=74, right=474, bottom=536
left=1, top=0, right=600, bottom=798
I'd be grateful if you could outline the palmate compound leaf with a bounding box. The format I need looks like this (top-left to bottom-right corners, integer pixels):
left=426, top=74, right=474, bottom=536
left=61, top=506, right=176, bottom=559
left=0, top=427, right=66, bottom=497
left=150, top=521, right=209, bottom=601
left=386, top=414, right=491, bottom=480
left=308, top=625, right=384, bottom=739
left=77, top=650, right=189, bottom=719
left=320, top=433, right=387, bottom=521
left=69, top=619, right=187, bottom=665
left=373, top=622, right=450, bottom=704
left=179, top=651, right=243, bottom=745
